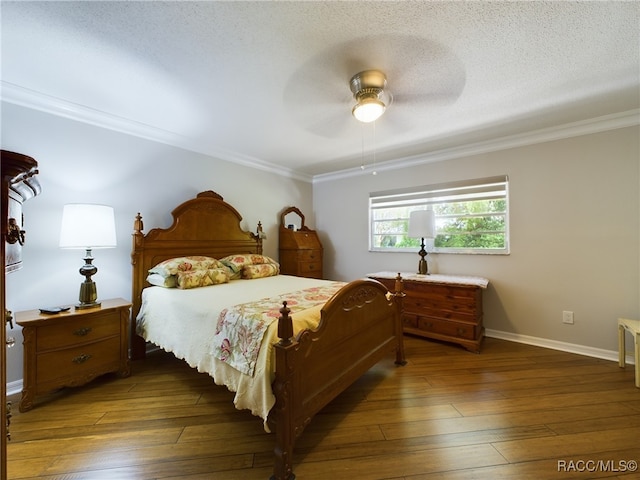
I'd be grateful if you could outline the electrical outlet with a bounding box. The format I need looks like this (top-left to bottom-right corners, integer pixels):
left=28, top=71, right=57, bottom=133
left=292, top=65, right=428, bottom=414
left=562, top=310, right=574, bottom=324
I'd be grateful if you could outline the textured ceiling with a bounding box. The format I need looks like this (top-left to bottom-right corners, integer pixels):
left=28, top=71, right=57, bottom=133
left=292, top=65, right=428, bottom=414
left=1, top=1, right=639, bottom=180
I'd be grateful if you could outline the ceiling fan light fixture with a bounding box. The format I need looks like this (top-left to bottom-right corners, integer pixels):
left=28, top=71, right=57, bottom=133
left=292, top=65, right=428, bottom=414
left=350, top=70, right=388, bottom=123
left=352, top=97, right=386, bottom=123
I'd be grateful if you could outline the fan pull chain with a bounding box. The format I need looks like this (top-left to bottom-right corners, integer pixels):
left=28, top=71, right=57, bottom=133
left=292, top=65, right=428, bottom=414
left=360, top=121, right=378, bottom=175
left=372, top=121, right=377, bottom=175
left=360, top=123, right=365, bottom=170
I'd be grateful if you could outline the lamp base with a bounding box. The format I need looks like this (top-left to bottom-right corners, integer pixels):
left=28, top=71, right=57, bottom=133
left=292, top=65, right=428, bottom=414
left=417, top=258, right=429, bottom=275
left=75, top=249, right=101, bottom=311
left=416, top=238, right=430, bottom=275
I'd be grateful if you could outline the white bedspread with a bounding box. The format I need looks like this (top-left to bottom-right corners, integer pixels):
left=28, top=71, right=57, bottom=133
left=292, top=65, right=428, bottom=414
left=136, top=274, right=337, bottom=431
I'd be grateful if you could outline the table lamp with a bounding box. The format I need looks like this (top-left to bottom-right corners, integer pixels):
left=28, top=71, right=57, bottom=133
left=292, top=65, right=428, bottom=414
left=408, top=209, right=435, bottom=275
left=59, top=204, right=117, bottom=309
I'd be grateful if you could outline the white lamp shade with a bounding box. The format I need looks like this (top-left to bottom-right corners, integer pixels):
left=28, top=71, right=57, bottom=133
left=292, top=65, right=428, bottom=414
left=59, top=204, right=117, bottom=249
left=408, top=209, right=435, bottom=239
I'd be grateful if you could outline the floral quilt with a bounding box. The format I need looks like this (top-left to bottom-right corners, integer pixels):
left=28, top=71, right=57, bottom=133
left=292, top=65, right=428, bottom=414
left=212, top=282, right=345, bottom=376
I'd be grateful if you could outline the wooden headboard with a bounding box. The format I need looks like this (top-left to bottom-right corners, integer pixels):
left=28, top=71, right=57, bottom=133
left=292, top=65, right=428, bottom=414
left=130, top=190, right=263, bottom=358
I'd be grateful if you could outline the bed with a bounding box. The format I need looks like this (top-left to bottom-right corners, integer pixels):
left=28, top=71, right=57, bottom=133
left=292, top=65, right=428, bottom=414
left=130, top=190, right=406, bottom=480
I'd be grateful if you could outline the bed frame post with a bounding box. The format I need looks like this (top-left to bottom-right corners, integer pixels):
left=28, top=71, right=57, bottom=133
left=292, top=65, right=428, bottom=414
left=130, top=212, right=147, bottom=360
left=251, top=221, right=265, bottom=255
left=392, top=272, right=407, bottom=366
left=271, top=301, right=296, bottom=480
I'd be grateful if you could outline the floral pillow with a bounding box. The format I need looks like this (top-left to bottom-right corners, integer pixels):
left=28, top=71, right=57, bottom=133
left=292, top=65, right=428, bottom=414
left=176, top=268, right=230, bottom=289
left=149, top=256, right=226, bottom=278
left=241, top=263, right=280, bottom=279
left=146, top=273, right=178, bottom=288
left=219, top=254, right=279, bottom=279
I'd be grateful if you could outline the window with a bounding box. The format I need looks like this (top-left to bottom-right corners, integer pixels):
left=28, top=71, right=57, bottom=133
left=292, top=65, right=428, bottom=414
left=369, top=175, right=509, bottom=254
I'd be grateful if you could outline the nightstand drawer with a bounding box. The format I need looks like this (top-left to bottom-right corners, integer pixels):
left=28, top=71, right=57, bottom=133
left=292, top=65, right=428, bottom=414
left=36, top=336, right=121, bottom=385
left=37, top=312, right=120, bottom=351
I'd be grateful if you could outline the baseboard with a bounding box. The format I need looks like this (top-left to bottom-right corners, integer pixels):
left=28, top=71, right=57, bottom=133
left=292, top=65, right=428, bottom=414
left=7, top=379, right=23, bottom=397
left=485, top=329, right=636, bottom=365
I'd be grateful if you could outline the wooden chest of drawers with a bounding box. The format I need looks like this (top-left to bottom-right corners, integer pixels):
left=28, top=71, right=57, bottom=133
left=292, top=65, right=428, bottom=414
left=279, top=207, right=323, bottom=279
left=368, top=272, right=488, bottom=353
left=279, top=238, right=323, bottom=279
left=15, top=298, right=131, bottom=411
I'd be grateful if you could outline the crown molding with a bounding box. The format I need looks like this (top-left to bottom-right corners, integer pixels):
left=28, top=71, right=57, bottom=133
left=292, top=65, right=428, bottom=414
left=2, top=81, right=635, bottom=186
left=1, top=81, right=312, bottom=183
left=313, top=109, right=640, bottom=183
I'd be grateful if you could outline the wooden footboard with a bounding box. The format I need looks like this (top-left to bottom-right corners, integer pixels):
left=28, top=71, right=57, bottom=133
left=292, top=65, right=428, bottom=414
left=270, top=275, right=405, bottom=480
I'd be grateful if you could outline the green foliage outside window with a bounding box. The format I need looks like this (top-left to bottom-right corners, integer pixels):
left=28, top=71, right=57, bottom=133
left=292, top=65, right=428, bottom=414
left=434, top=199, right=506, bottom=249
left=369, top=177, right=509, bottom=254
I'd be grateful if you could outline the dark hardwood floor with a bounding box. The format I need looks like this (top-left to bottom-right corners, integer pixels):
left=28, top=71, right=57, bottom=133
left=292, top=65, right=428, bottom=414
left=7, top=336, right=640, bottom=479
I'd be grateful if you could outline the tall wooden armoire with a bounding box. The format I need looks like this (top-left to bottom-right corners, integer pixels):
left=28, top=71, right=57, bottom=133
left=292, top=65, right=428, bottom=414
left=1, top=150, right=41, bottom=478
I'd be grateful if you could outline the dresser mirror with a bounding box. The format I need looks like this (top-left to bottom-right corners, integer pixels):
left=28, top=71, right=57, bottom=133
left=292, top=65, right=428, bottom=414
left=280, top=206, right=304, bottom=231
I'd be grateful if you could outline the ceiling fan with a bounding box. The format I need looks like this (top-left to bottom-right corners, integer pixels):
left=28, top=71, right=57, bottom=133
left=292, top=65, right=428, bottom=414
left=283, top=34, right=466, bottom=138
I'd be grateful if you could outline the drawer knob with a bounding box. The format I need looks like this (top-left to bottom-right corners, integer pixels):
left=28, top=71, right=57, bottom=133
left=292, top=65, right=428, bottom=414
left=73, top=327, right=92, bottom=336
left=72, top=353, right=92, bottom=364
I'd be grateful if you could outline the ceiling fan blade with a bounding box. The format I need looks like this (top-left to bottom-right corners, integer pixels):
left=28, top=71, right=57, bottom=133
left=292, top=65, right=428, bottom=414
left=283, top=33, right=466, bottom=137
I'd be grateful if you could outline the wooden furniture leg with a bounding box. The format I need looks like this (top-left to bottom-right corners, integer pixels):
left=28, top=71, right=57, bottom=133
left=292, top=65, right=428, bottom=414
left=618, top=318, right=640, bottom=388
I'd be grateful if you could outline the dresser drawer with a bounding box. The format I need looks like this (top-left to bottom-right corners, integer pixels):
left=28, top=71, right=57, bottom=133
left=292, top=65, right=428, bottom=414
left=295, top=249, right=321, bottom=262
left=37, top=312, right=120, bottom=351
left=36, top=335, right=122, bottom=386
left=404, top=296, right=478, bottom=321
left=416, top=316, right=479, bottom=340
left=298, top=261, right=321, bottom=275
left=404, top=285, right=480, bottom=314
left=402, top=313, right=419, bottom=329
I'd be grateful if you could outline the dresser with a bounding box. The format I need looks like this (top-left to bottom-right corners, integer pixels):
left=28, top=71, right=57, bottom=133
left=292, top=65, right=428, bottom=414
left=1, top=150, right=41, bottom=477
left=368, top=272, right=489, bottom=353
left=15, top=298, right=131, bottom=412
left=279, top=206, right=323, bottom=279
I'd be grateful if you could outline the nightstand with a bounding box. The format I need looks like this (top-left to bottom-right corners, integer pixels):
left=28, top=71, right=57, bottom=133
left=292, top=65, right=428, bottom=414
left=15, top=298, right=131, bottom=412
left=368, top=272, right=489, bottom=353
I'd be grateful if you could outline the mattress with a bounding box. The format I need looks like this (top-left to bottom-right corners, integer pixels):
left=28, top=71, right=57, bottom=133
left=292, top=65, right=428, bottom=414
left=136, top=274, right=343, bottom=429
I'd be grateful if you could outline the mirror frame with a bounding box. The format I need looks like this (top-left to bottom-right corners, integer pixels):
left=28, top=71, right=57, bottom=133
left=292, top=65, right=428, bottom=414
left=280, top=206, right=305, bottom=231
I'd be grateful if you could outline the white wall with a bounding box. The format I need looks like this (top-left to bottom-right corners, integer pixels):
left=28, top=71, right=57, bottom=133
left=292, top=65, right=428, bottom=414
left=3, top=102, right=639, bottom=385
left=2, top=102, right=313, bottom=384
left=313, top=127, right=639, bottom=354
